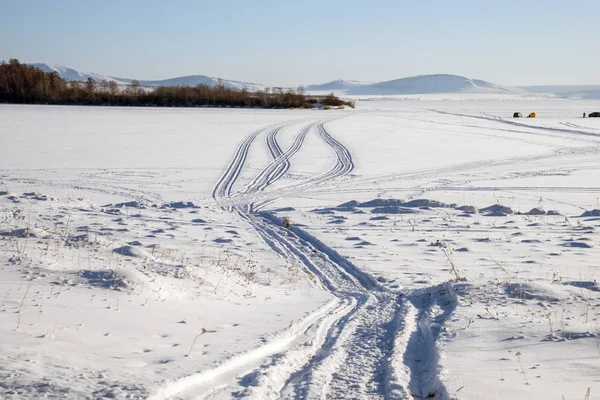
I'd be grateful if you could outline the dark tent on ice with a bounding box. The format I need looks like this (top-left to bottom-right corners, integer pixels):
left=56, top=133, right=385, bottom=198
left=513, top=112, right=522, bottom=118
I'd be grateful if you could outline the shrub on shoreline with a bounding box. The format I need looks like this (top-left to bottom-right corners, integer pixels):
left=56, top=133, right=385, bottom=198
left=0, top=59, right=354, bottom=109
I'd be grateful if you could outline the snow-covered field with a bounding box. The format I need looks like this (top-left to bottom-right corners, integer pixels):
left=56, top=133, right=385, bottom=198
left=1, top=100, right=600, bottom=399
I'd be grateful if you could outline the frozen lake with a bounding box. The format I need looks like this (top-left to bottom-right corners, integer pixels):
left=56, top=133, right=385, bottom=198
left=1, top=100, right=599, bottom=399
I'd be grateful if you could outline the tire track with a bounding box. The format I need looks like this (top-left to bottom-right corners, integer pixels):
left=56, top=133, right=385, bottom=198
left=239, top=212, right=404, bottom=400
left=211, top=118, right=309, bottom=209
left=234, top=121, right=318, bottom=211
left=300, top=143, right=600, bottom=197
left=211, top=127, right=263, bottom=209
left=155, top=116, right=453, bottom=400
left=250, top=121, right=355, bottom=211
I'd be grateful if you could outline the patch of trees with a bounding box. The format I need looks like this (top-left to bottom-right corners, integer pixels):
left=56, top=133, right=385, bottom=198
left=0, top=59, right=354, bottom=109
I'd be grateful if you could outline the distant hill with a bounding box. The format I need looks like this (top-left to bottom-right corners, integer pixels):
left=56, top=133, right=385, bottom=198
left=305, top=79, right=370, bottom=92
left=30, top=63, right=266, bottom=91
left=31, top=63, right=127, bottom=84
left=28, top=63, right=598, bottom=98
left=115, top=75, right=267, bottom=92
left=345, top=74, right=526, bottom=95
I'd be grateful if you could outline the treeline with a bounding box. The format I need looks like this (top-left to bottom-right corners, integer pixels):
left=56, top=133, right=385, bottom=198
left=0, top=59, right=354, bottom=109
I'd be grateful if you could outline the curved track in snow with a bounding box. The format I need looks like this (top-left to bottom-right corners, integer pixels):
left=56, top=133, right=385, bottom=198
left=236, top=121, right=317, bottom=212
left=150, top=117, right=456, bottom=399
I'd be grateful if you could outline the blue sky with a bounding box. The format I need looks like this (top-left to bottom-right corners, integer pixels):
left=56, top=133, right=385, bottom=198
left=2, top=0, right=598, bottom=86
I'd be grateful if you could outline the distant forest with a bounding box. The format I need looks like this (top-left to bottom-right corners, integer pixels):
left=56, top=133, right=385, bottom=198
left=0, top=59, right=354, bottom=109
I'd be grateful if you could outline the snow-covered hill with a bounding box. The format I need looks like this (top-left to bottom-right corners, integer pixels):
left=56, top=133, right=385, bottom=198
left=30, top=63, right=128, bottom=84
left=305, top=79, right=370, bottom=92
left=30, top=63, right=565, bottom=97
left=30, top=63, right=267, bottom=91
left=346, top=74, right=526, bottom=95
left=116, top=75, right=267, bottom=91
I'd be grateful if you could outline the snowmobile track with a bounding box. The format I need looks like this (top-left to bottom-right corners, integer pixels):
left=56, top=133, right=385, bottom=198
left=154, top=116, right=454, bottom=400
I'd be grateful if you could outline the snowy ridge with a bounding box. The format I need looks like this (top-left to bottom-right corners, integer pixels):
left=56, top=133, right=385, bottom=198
left=305, top=79, right=371, bottom=92
left=30, top=63, right=128, bottom=84
left=347, top=74, right=526, bottom=95
left=31, top=62, right=546, bottom=96
left=30, top=63, right=267, bottom=91
left=119, top=75, right=268, bottom=91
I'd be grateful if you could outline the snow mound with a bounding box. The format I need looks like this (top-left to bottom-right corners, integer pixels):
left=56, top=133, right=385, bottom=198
left=109, top=200, right=149, bottom=209
left=504, top=282, right=565, bottom=302
left=78, top=268, right=145, bottom=290
left=0, top=227, right=50, bottom=238
left=113, top=245, right=155, bottom=259
left=580, top=209, right=600, bottom=217
left=340, top=198, right=454, bottom=209
left=562, top=241, right=593, bottom=249
left=479, top=204, right=514, bottom=215
left=337, top=200, right=360, bottom=208
left=526, top=207, right=546, bottom=215
left=160, top=201, right=200, bottom=209
left=562, top=281, right=600, bottom=292
left=371, top=206, right=418, bottom=214
left=402, top=199, right=455, bottom=208
left=456, top=205, right=477, bottom=214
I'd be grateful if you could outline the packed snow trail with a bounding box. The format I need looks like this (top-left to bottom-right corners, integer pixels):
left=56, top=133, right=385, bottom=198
left=429, top=108, right=600, bottom=140
left=152, top=118, right=455, bottom=399
left=236, top=121, right=318, bottom=212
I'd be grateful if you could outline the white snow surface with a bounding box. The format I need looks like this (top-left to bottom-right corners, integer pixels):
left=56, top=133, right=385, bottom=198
left=1, top=99, right=600, bottom=399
